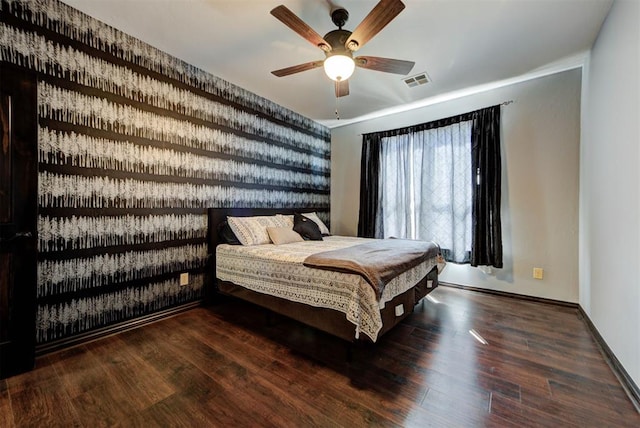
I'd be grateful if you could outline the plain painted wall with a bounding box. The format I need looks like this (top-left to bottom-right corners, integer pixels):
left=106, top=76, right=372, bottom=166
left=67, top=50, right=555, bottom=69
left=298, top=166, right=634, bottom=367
left=331, top=69, right=581, bottom=303
left=580, top=0, right=639, bottom=387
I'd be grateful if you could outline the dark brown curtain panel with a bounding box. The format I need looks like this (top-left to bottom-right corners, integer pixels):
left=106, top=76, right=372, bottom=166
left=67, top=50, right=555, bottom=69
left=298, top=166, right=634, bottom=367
left=471, top=105, right=503, bottom=268
left=357, top=134, right=382, bottom=238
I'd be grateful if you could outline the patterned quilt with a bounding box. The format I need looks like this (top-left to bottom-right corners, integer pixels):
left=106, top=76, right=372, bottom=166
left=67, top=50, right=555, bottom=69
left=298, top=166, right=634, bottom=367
left=216, top=236, right=437, bottom=341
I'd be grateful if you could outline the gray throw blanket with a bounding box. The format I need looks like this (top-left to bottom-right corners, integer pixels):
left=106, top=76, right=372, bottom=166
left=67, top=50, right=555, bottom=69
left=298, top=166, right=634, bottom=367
left=303, top=239, right=439, bottom=298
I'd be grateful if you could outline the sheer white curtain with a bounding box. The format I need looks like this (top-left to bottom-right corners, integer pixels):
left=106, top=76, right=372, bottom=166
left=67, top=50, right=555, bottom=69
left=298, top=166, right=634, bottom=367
left=376, top=121, right=473, bottom=263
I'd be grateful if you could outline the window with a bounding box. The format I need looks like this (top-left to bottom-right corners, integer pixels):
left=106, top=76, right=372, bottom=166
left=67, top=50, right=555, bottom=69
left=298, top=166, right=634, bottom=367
left=358, top=105, right=503, bottom=267
left=377, top=121, right=473, bottom=263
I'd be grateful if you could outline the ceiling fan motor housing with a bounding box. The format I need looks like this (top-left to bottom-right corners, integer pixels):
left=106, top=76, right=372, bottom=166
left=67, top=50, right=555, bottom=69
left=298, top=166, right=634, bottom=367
left=323, top=29, right=353, bottom=58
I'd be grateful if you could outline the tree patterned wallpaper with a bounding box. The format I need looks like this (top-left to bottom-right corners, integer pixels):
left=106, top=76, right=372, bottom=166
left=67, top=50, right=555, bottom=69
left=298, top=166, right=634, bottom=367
left=0, top=0, right=330, bottom=344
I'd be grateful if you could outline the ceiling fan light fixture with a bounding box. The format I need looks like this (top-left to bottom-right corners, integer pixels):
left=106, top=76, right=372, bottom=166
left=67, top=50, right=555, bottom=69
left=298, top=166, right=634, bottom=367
left=324, top=54, right=355, bottom=81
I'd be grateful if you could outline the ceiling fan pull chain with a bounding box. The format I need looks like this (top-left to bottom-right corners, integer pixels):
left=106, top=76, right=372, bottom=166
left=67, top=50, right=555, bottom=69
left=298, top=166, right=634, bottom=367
left=335, top=96, right=340, bottom=120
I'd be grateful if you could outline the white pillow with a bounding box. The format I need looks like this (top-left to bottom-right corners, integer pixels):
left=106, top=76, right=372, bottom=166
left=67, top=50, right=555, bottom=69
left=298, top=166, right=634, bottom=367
left=301, top=212, right=330, bottom=235
left=267, top=227, right=304, bottom=245
left=227, top=215, right=289, bottom=245
left=275, top=214, right=294, bottom=228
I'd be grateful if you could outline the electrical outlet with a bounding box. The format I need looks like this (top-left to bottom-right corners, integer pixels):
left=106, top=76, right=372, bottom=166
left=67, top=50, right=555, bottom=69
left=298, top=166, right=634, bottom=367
left=395, top=304, right=404, bottom=317
left=533, top=268, right=544, bottom=280
left=179, top=272, right=189, bottom=286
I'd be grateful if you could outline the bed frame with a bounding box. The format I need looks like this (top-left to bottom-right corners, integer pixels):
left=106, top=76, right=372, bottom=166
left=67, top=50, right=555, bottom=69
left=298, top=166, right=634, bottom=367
left=206, top=208, right=439, bottom=343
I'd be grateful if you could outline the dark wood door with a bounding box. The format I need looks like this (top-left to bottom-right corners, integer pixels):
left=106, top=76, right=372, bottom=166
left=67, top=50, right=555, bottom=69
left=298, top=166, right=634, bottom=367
left=0, top=64, right=38, bottom=379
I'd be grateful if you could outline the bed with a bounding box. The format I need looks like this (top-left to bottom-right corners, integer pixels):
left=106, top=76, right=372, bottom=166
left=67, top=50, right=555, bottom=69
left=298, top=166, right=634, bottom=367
left=207, top=208, right=441, bottom=343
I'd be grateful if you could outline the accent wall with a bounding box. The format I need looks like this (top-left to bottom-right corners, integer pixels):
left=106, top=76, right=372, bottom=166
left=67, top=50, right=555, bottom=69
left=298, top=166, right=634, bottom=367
left=0, top=0, right=330, bottom=345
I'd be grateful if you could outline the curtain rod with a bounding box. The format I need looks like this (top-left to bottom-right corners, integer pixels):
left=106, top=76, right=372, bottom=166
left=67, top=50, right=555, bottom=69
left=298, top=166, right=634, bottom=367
left=358, top=101, right=514, bottom=136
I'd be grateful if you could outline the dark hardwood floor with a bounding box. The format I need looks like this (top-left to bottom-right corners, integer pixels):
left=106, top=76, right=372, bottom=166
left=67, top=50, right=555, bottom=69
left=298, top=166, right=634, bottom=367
left=1, top=286, right=638, bottom=427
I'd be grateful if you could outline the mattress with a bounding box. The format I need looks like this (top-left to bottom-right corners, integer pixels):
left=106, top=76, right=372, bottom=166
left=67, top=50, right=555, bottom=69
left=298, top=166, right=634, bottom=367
left=216, top=236, right=438, bottom=341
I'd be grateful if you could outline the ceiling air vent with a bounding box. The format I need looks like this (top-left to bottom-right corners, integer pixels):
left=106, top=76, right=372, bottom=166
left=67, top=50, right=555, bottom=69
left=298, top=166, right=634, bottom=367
left=403, top=72, right=430, bottom=88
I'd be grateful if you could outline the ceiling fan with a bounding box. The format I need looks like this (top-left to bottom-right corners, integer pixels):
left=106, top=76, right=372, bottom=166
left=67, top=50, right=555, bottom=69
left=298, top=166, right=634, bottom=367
left=270, top=0, right=415, bottom=97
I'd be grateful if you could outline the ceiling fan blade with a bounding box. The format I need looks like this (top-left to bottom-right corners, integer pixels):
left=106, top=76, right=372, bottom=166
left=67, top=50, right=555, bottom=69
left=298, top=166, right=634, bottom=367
left=271, top=5, right=331, bottom=51
left=271, top=60, right=324, bottom=77
left=335, top=80, right=349, bottom=97
left=345, top=0, right=406, bottom=51
left=355, top=56, right=415, bottom=75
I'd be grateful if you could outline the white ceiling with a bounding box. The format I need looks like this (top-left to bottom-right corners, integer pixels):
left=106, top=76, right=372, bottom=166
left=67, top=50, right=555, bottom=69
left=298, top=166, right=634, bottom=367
left=60, top=0, right=612, bottom=128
